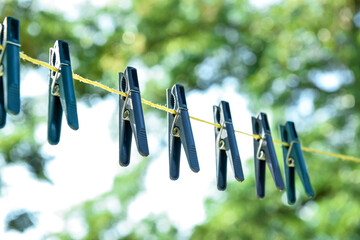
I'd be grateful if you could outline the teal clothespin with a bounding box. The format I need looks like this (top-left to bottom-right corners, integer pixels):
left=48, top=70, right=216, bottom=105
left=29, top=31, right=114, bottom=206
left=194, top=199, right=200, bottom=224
left=47, top=40, right=79, bottom=145
left=279, top=121, right=314, bottom=204
left=213, top=100, right=244, bottom=190
left=167, top=84, right=199, bottom=180
left=252, top=112, right=285, bottom=199
left=118, top=67, right=149, bottom=167
left=0, top=16, right=21, bottom=128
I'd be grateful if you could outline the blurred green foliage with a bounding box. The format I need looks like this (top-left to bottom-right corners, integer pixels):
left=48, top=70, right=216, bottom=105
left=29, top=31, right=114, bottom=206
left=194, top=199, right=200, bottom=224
left=1, top=0, right=360, bottom=239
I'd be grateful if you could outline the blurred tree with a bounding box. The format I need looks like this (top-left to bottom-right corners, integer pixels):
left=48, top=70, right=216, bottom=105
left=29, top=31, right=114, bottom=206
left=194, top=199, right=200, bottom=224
left=1, top=0, right=360, bottom=238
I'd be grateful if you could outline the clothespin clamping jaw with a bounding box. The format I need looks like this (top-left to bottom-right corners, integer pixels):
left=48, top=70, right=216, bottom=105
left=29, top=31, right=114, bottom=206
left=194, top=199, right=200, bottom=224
left=119, top=66, right=149, bottom=166
left=213, top=101, right=244, bottom=190
left=48, top=40, right=79, bottom=145
left=252, top=112, right=284, bottom=199
left=279, top=121, right=314, bottom=204
left=0, top=17, right=21, bottom=128
left=167, top=84, right=199, bottom=180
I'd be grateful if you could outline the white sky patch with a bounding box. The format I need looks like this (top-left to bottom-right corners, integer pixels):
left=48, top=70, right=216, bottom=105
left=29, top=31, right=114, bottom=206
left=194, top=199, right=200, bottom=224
left=97, top=14, right=116, bottom=35
left=43, top=97, right=120, bottom=209
left=249, top=0, right=282, bottom=8
left=297, top=90, right=316, bottom=117
left=309, top=68, right=354, bottom=92
left=21, top=68, right=48, bottom=97
left=313, top=72, right=341, bottom=92
left=36, top=0, right=85, bottom=21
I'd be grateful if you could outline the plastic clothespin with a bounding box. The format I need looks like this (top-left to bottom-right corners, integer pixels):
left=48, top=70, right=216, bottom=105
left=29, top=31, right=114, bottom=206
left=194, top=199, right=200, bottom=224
left=48, top=40, right=79, bottom=145
left=118, top=66, right=149, bottom=166
left=252, top=112, right=284, bottom=199
left=279, top=121, right=314, bottom=204
left=213, top=101, right=244, bottom=190
left=0, top=16, right=21, bottom=128
left=167, top=84, right=199, bottom=180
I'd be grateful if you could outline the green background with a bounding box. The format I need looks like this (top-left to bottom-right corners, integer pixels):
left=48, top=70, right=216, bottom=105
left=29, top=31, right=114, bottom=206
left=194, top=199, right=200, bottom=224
left=1, top=0, right=360, bottom=239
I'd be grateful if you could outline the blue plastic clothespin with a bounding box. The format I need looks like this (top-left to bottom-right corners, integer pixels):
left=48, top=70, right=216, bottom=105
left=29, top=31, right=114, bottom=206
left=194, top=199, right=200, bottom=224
left=213, top=101, right=244, bottom=190
left=252, top=112, right=284, bottom=199
left=0, top=16, right=21, bottom=128
left=119, top=66, right=149, bottom=166
left=279, top=121, right=314, bottom=204
left=48, top=40, right=79, bottom=145
left=167, top=84, right=199, bottom=180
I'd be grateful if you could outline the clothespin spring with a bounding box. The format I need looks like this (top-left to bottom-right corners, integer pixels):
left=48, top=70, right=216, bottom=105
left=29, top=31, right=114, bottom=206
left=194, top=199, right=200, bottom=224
left=170, top=106, right=187, bottom=137
left=285, top=140, right=299, bottom=167
left=216, top=120, right=232, bottom=150
left=256, top=132, right=271, bottom=161
left=50, top=63, right=70, bottom=97
left=121, top=89, right=141, bottom=120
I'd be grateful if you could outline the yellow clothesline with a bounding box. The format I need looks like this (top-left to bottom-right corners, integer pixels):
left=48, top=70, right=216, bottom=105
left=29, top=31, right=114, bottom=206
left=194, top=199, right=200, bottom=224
left=1, top=44, right=359, bottom=163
